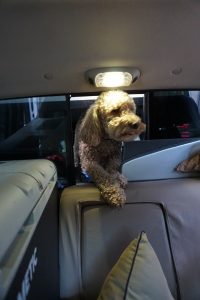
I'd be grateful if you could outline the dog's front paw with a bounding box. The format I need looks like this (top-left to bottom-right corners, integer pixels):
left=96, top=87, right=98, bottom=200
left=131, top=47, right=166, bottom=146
left=101, top=185, right=126, bottom=207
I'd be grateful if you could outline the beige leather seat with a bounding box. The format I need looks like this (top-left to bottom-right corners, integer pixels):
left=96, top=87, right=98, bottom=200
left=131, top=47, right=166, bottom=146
left=59, top=180, right=193, bottom=299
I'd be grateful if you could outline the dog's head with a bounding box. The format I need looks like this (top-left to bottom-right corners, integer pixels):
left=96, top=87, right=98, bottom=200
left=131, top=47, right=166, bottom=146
left=97, top=90, right=146, bottom=142
left=79, top=90, right=146, bottom=146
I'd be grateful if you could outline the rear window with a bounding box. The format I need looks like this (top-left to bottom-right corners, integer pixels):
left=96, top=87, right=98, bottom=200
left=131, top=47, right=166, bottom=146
left=1, top=90, right=200, bottom=186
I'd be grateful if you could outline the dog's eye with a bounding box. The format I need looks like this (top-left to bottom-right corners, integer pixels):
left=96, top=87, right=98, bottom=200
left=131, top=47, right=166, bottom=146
left=111, top=108, right=120, bottom=115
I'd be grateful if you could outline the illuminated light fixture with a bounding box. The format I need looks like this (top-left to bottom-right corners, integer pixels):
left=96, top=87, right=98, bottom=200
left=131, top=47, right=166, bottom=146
left=86, top=67, right=141, bottom=88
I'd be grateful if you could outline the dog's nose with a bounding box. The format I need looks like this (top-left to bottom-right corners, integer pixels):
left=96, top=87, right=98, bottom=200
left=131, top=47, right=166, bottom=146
left=129, top=122, right=140, bottom=129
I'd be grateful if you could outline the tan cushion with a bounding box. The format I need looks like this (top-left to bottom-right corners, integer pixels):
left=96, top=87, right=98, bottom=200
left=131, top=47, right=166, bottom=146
left=97, top=232, right=174, bottom=300
left=176, top=152, right=200, bottom=172
left=61, top=183, right=100, bottom=201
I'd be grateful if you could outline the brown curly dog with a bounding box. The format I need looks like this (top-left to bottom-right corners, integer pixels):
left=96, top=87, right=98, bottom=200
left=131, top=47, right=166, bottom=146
left=74, top=90, right=146, bottom=207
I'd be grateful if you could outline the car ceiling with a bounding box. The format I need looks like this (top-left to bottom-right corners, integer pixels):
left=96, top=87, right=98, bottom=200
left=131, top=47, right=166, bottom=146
left=0, top=0, right=200, bottom=99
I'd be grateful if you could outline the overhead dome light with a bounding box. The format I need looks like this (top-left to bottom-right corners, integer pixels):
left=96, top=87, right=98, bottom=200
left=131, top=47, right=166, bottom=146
left=95, top=71, right=132, bottom=88
left=86, top=67, right=141, bottom=88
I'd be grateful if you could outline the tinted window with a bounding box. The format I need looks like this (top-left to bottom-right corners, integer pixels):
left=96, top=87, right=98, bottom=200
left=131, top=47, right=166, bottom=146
left=0, top=95, right=74, bottom=187
left=148, top=91, right=200, bottom=139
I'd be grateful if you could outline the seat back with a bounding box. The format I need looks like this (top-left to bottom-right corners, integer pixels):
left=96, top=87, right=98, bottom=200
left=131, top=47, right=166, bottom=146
left=59, top=183, right=178, bottom=299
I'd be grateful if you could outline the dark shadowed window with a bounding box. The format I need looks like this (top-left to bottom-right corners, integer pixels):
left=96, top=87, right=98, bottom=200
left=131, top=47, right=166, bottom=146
left=0, top=95, right=75, bottom=187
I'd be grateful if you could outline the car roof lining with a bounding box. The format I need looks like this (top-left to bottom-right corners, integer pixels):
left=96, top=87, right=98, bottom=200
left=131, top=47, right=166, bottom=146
left=0, top=0, right=200, bottom=98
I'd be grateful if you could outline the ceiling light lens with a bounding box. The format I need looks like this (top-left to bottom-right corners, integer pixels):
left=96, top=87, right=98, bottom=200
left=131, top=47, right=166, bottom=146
left=95, top=71, right=132, bottom=87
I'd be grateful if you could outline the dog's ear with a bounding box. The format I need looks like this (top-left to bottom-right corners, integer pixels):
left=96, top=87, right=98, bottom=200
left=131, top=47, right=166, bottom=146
left=79, top=104, right=102, bottom=146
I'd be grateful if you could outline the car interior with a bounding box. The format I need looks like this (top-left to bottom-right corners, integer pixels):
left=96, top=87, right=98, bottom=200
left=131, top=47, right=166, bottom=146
left=1, top=1, right=200, bottom=300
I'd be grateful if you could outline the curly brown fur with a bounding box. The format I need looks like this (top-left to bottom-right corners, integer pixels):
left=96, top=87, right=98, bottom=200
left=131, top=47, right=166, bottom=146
left=75, top=90, right=146, bottom=207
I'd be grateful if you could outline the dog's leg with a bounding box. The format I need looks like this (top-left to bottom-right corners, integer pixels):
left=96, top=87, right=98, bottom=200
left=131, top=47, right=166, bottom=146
left=105, top=158, right=128, bottom=188
left=113, top=172, right=128, bottom=188
left=86, top=161, right=126, bottom=207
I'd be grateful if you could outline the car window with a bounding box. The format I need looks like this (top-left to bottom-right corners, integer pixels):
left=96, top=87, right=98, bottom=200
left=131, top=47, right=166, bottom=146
left=0, top=95, right=74, bottom=187
left=71, top=90, right=200, bottom=141
left=148, top=91, right=200, bottom=139
left=1, top=90, right=200, bottom=186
